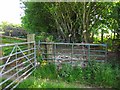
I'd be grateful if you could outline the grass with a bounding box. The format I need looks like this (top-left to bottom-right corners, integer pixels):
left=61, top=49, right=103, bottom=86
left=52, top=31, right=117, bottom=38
left=2, top=37, right=25, bottom=44
left=17, top=63, right=90, bottom=88
left=17, top=61, right=120, bottom=89
left=1, top=37, right=26, bottom=56
left=18, top=77, right=87, bottom=88
left=1, top=37, right=29, bottom=57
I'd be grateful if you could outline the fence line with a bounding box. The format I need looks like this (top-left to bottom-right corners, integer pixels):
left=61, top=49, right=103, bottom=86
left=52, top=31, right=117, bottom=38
left=0, top=40, right=107, bottom=89
left=38, top=41, right=107, bottom=67
left=0, top=41, right=35, bottom=47
left=39, top=42, right=107, bottom=46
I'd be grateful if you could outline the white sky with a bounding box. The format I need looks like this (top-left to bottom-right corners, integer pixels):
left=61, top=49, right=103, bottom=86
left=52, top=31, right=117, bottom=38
left=0, top=0, right=23, bottom=24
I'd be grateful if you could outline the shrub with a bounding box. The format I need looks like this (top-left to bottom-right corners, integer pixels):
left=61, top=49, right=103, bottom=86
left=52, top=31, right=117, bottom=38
left=18, top=61, right=120, bottom=89
left=82, top=61, right=120, bottom=88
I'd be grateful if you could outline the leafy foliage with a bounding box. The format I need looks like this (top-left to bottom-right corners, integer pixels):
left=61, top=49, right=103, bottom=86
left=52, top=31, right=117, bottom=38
left=17, top=62, right=120, bottom=89
left=21, top=2, right=120, bottom=43
left=0, top=21, right=26, bottom=37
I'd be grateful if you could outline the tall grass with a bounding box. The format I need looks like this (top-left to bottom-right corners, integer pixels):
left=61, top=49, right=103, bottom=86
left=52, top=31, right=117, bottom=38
left=32, top=63, right=57, bottom=79
left=17, top=61, right=120, bottom=89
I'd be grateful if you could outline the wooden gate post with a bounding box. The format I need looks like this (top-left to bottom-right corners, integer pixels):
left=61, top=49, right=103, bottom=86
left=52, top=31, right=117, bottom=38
left=45, top=39, right=53, bottom=61
left=27, top=34, right=35, bottom=42
left=27, top=34, right=36, bottom=66
left=27, top=34, right=35, bottom=49
left=27, top=34, right=35, bottom=61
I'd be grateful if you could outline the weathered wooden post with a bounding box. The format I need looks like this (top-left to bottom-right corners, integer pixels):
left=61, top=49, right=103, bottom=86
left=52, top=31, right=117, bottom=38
left=27, top=34, right=36, bottom=66
left=27, top=34, right=35, bottom=50
left=27, top=34, right=35, bottom=42
left=45, top=39, right=53, bottom=62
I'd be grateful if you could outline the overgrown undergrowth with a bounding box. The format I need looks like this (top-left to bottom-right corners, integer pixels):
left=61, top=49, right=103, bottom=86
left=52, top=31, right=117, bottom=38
left=17, top=61, right=120, bottom=89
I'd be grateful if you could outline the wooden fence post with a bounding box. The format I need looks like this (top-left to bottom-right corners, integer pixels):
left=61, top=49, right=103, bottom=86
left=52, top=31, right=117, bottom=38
left=27, top=34, right=35, bottom=49
left=45, top=39, right=53, bottom=61
left=27, top=34, right=35, bottom=42
left=27, top=34, right=36, bottom=66
left=27, top=34, right=35, bottom=60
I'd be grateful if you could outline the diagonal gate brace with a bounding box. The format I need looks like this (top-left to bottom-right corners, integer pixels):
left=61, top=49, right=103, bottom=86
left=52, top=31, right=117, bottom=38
left=16, top=45, right=34, bottom=67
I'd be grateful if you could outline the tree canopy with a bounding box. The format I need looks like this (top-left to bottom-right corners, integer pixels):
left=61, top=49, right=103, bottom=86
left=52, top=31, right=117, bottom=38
left=21, top=2, right=120, bottom=43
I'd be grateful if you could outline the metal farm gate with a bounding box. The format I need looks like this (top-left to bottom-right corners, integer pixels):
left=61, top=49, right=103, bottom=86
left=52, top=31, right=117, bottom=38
left=38, top=41, right=107, bottom=67
left=0, top=41, right=107, bottom=89
left=0, top=41, right=36, bottom=89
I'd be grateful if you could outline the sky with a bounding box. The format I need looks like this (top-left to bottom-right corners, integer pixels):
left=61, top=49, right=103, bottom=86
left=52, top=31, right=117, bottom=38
left=0, top=0, right=24, bottom=24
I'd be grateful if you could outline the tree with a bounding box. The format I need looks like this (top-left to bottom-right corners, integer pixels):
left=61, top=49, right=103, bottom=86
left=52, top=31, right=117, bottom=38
left=22, top=2, right=117, bottom=43
left=0, top=21, right=27, bottom=37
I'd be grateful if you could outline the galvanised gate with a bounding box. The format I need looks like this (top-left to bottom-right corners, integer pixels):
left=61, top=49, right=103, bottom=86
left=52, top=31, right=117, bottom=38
left=0, top=41, right=36, bottom=89
left=38, top=41, right=107, bottom=67
left=0, top=41, right=107, bottom=89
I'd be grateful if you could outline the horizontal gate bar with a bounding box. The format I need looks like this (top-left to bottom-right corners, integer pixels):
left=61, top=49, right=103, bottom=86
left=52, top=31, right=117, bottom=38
left=12, top=67, right=35, bottom=89
left=39, top=42, right=107, bottom=46
left=90, top=55, right=105, bottom=57
left=1, top=57, right=35, bottom=76
left=90, top=50, right=106, bottom=52
left=0, top=53, right=34, bottom=68
left=5, top=66, right=35, bottom=89
left=0, top=61, right=35, bottom=86
left=17, top=45, right=34, bottom=67
left=0, top=41, right=35, bottom=47
left=0, top=41, right=36, bottom=89
left=1, top=46, right=16, bottom=73
left=0, top=48, right=35, bottom=60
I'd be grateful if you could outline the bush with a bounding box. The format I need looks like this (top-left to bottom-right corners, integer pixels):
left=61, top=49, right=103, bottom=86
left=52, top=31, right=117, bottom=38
left=18, top=61, right=120, bottom=89
left=58, top=64, right=84, bottom=83
left=82, top=61, right=120, bottom=88
left=57, top=61, right=120, bottom=88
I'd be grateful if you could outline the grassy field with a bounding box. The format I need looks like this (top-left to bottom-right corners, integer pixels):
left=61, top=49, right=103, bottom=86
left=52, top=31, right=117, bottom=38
left=2, top=36, right=26, bottom=44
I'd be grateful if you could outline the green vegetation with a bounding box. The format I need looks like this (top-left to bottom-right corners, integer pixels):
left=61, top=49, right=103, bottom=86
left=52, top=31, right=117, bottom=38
left=1, top=1, right=120, bottom=89
left=2, top=37, right=25, bottom=44
left=0, top=21, right=27, bottom=38
left=17, top=61, right=120, bottom=89
left=22, top=2, right=120, bottom=44
left=18, top=77, right=86, bottom=88
left=1, top=78, right=16, bottom=89
left=1, top=37, right=26, bottom=57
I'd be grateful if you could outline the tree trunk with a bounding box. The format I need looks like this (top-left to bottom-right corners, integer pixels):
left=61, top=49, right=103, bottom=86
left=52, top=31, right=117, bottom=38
left=83, top=2, right=87, bottom=43
left=101, top=29, right=104, bottom=43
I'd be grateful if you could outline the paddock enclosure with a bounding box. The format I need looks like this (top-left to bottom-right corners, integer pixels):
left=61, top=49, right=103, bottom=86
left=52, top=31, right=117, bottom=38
left=0, top=41, right=107, bottom=89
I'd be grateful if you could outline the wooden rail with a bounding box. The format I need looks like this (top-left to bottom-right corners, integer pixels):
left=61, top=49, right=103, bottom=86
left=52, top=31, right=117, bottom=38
left=0, top=35, right=27, bottom=41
